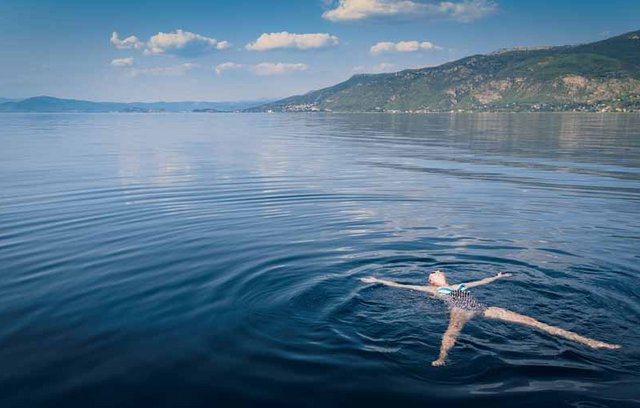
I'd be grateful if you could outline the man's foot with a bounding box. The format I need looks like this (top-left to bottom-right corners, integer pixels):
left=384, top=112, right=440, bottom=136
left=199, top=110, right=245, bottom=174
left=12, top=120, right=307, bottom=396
left=431, top=359, right=445, bottom=367
left=590, top=341, right=621, bottom=349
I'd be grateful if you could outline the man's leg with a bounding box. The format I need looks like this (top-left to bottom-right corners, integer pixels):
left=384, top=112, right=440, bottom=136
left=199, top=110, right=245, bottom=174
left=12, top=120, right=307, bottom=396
left=432, top=308, right=475, bottom=366
left=483, top=306, right=620, bottom=349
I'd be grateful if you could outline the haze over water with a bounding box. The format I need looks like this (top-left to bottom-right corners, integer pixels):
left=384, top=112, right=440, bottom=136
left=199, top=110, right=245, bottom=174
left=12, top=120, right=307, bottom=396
left=1, top=113, right=639, bottom=407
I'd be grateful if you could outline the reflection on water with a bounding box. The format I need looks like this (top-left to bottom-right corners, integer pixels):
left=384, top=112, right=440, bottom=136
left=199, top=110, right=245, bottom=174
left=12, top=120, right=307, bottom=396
left=0, top=113, right=639, bottom=407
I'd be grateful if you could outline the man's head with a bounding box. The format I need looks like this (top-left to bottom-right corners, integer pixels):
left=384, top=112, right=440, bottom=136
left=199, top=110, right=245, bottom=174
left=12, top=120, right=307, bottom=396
left=428, top=270, right=448, bottom=287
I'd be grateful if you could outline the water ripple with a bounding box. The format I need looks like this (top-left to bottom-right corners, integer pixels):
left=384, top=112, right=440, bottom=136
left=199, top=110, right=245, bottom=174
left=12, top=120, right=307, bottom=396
left=0, top=113, right=639, bottom=406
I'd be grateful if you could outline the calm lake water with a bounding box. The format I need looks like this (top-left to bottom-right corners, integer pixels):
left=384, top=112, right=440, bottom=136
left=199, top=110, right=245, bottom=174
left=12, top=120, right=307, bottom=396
left=1, top=113, right=639, bottom=407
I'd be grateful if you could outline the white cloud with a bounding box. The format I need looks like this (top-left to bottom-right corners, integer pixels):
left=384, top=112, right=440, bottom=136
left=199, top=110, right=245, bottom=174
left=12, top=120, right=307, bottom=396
left=323, top=0, right=421, bottom=21
left=144, top=29, right=230, bottom=57
left=370, top=40, right=440, bottom=54
left=215, top=62, right=245, bottom=74
left=251, top=62, right=308, bottom=76
left=213, top=62, right=309, bottom=76
left=353, top=62, right=398, bottom=73
left=111, top=32, right=144, bottom=49
left=323, top=0, right=497, bottom=22
left=246, top=32, right=340, bottom=51
left=436, top=0, right=498, bottom=22
left=130, top=63, right=200, bottom=76
left=111, top=57, right=134, bottom=67
left=376, top=62, right=397, bottom=72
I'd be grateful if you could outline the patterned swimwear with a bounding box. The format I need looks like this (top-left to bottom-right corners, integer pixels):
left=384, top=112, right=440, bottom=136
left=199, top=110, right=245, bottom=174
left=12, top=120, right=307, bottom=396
left=437, top=284, right=487, bottom=313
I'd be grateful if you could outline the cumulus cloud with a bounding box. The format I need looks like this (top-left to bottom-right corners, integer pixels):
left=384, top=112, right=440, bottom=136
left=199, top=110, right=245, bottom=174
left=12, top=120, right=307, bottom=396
left=251, top=63, right=308, bottom=76
left=323, top=0, right=422, bottom=21
left=111, top=30, right=230, bottom=57
left=111, top=57, right=134, bottom=67
left=436, top=0, right=498, bottom=22
left=145, top=29, right=230, bottom=57
left=370, top=40, right=440, bottom=54
left=213, top=62, right=309, bottom=76
left=130, top=63, right=200, bottom=76
left=353, top=62, right=398, bottom=73
left=111, top=32, right=144, bottom=49
left=323, top=0, right=497, bottom=22
left=215, top=62, right=245, bottom=74
left=246, top=32, right=340, bottom=51
left=375, top=62, right=398, bottom=72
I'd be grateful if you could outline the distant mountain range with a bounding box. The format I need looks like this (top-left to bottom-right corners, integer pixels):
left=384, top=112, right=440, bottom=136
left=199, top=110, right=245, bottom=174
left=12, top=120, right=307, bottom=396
left=249, top=30, right=640, bottom=113
left=0, top=96, right=272, bottom=113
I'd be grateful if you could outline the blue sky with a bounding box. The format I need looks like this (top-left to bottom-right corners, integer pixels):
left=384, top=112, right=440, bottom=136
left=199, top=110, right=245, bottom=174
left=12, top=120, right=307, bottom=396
left=1, top=0, right=638, bottom=102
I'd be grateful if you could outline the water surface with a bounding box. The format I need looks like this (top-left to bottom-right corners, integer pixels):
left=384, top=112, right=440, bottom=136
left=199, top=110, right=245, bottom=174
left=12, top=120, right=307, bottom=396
left=1, top=113, right=639, bottom=407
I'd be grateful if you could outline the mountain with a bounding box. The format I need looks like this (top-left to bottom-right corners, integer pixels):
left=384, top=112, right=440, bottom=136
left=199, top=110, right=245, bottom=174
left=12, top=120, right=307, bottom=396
left=0, top=97, right=23, bottom=103
left=249, top=30, right=640, bottom=113
left=0, top=96, right=131, bottom=112
left=0, top=96, right=273, bottom=113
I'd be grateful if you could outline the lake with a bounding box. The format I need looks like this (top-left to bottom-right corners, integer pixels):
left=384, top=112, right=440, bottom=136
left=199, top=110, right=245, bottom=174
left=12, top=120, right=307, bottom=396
left=1, top=113, right=639, bottom=407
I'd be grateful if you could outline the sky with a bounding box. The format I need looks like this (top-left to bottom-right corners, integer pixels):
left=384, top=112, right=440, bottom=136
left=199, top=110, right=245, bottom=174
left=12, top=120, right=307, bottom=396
left=0, top=0, right=639, bottom=102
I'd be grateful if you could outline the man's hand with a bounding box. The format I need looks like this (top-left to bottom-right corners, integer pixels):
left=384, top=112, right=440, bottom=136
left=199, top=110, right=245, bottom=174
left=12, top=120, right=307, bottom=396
left=496, top=272, right=512, bottom=278
left=360, top=276, right=379, bottom=284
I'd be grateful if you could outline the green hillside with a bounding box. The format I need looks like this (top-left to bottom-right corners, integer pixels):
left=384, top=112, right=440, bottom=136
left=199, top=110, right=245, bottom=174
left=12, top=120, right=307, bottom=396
left=250, top=30, right=640, bottom=113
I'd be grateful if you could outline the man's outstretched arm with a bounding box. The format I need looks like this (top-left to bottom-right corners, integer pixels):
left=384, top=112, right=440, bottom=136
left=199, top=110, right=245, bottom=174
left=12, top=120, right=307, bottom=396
left=360, top=277, right=435, bottom=294
left=463, top=272, right=512, bottom=289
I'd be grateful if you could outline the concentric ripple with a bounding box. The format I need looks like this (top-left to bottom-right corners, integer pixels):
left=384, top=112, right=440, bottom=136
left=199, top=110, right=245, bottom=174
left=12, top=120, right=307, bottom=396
left=0, top=113, right=639, bottom=407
